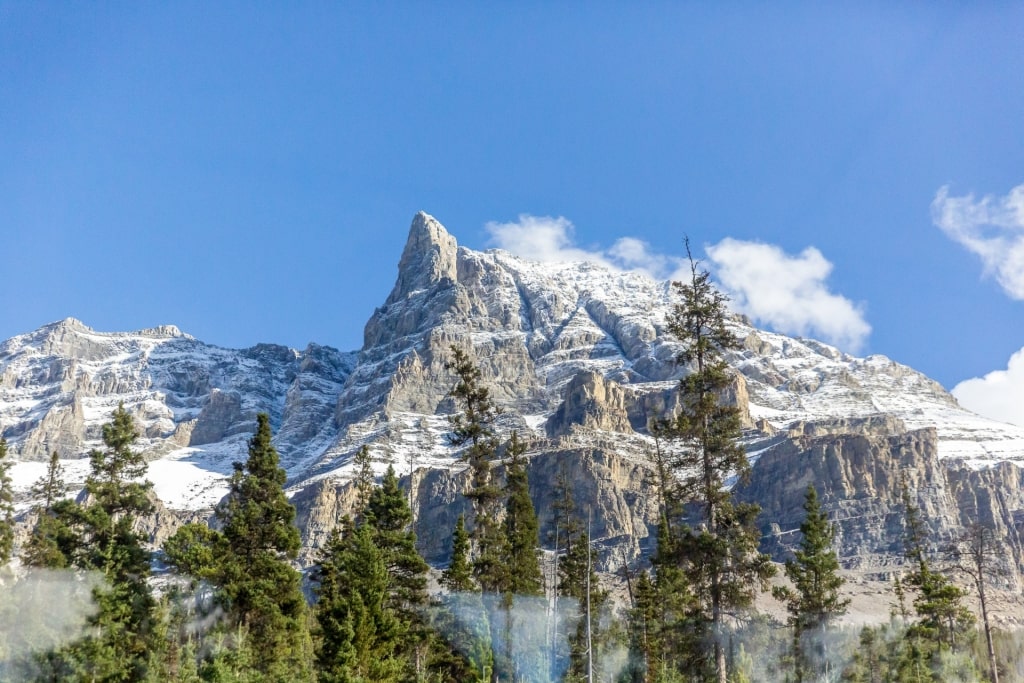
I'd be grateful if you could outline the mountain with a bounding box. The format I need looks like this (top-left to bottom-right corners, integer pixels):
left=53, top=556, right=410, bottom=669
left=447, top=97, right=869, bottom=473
left=4, top=212, right=1024, bottom=618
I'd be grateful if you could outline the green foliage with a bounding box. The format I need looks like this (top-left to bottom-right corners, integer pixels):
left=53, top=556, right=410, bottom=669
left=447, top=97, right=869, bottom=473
left=502, top=431, right=542, bottom=597
left=772, top=485, right=850, bottom=681
left=650, top=246, right=775, bottom=682
left=899, top=477, right=975, bottom=667
left=0, top=438, right=15, bottom=566
left=314, top=524, right=406, bottom=682
left=365, top=464, right=429, bottom=611
left=441, top=514, right=475, bottom=593
left=445, top=345, right=507, bottom=593
left=23, top=450, right=70, bottom=568
left=162, top=413, right=313, bottom=681
left=314, top=464, right=446, bottom=683
left=163, top=522, right=228, bottom=581
left=840, top=621, right=986, bottom=683
left=43, top=403, right=158, bottom=681
left=218, top=413, right=312, bottom=679
left=550, top=471, right=614, bottom=683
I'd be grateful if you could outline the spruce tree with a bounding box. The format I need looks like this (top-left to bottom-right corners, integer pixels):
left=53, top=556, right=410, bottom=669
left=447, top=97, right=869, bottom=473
left=502, top=431, right=542, bottom=597
left=365, top=464, right=432, bottom=680
left=23, top=449, right=70, bottom=568
left=365, top=464, right=429, bottom=611
left=661, top=243, right=774, bottom=683
left=773, top=485, right=850, bottom=682
left=437, top=513, right=493, bottom=681
left=899, top=476, right=974, bottom=671
left=551, top=471, right=612, bottom=683
left=53, top=403, right=158, bottom=681
left=441, top=514, right=475, bottom=592
left=352, top=444, right=375, bottom=519
left=0, top=437, right=14, bottom=566
left=314, top=523, right=405, bottom=683
left=445, top=346, right=508, bottom=594
left=217, top=413, right=312, bottom=680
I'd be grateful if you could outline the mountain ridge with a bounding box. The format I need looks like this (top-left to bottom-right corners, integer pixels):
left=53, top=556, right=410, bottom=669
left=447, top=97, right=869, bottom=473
left=3, top=213, right=1023, bottom=512
left=4, top=214, right=1024, bottom=621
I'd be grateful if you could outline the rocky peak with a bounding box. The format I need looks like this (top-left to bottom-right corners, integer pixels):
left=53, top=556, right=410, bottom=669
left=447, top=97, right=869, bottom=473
left=385, top=212, right=459, bottom=306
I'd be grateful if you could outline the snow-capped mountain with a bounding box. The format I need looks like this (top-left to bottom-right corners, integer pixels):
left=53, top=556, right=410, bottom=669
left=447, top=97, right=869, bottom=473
left=3, top=212, right=1023, bottom=516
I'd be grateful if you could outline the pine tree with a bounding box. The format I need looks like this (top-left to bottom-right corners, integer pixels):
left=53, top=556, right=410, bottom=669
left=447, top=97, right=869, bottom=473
left=502, top=431, right=542, bottom=597
left=365, top=464, right=432, bottom=680
left=0, top=438, right=14, bottom=566
left=900, top=476, right=974, bottom=657
left=366, top=464, right=429, bottom=610
left=772, top=485, right=850, bottom=682
left=549, top=472, right=613, bottom=683
left=51, top=403, right=158, bottom=680
left=314, top=523, right=406, bottom=683
left=445, top=346, right=507, bottom=594
left=22, top=449, right=70, bottom=568
left=442, top=514, right=475, bottom=592
left=438, top=513, right=492, bottom=681
left=352, top=444, right=375, bottom=518
left=661, top=243, right=774, bottom=683
left=217, top=413, right=313, bottom=680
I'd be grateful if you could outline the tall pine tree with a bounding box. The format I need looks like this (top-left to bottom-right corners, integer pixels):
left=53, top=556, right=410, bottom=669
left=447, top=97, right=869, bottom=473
left=502, top=431, right=542, bottom=596
left=445, top=345, right=507, bottom=594
left=52, top=403, right=158, bottom=681
left=661, top=243, right=774, bottom=683
left=167, top=413, right=313, bottom=681
left=218, top=413, right=312, bottom=680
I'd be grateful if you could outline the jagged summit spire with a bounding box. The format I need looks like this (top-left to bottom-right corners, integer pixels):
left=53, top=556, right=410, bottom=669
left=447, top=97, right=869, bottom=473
left=386, top=212, right=459, bottom=304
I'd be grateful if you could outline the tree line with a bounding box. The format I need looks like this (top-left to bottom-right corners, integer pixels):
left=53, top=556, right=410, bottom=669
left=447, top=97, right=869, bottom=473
left=0, top=249, right=1012, bottom=682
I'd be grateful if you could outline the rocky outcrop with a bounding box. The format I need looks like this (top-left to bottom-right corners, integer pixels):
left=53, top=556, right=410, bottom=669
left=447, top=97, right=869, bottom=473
left=190, top=389, right=244, bottom=446
left=546, top=371, right=633, bottom=437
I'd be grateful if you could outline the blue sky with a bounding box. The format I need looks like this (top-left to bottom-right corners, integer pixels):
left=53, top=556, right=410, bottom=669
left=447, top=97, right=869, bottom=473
left=2, top=3, right=1023, bottom=424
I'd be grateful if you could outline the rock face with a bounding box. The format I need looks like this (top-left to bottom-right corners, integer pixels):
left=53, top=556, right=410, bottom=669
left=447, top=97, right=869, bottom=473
left=3, top=212, right=1024, bottom=600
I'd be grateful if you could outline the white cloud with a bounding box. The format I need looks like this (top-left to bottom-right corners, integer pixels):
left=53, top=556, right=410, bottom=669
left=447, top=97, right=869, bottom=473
left=705, top=238, right=871, bottom=353
left=932, top=184, right=1024, bottom=299
left=952, top=347, right=1024, bottom=428
left=485, top=215, right=613, bottom=267
left=485, top=215, right=685, bottom=280
left=487, top=216, right=870, bottom=352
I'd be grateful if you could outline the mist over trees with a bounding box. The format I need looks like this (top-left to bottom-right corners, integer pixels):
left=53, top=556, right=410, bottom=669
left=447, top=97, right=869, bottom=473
left=0, top=264, right=1017, bottom=682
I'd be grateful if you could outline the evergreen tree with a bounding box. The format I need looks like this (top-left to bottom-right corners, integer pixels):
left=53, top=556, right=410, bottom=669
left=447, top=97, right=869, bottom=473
left=352, top=444, right=375, bottom=519
left=660, top=243, right=774, bottom=683
left=438, top=514, right=493, bottom=682
left=550, top=472, right=613, bottom=683
left=22, top=449, right=70, bottom=568
left=445, top=345, right=507, bottom=594
left=502, top=431, right=542, bottom=597
left=0, top=437, right=14, bottom=566
left=52, top=403, right=158, bottom=681
left=772, top=485, right=850, bottom=682
left=314, top=523, right=406, bottom=683
left=442, top=514, right=475, bottom=592
left=365, top=464, right=432, bottom=680
left=217, top=413, right=313, bottom=680
left=900, top=477, right=973, bottom=657
left=365, top=464, right=429, bottom=611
